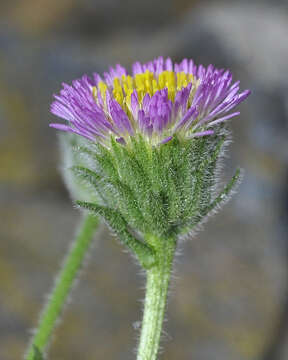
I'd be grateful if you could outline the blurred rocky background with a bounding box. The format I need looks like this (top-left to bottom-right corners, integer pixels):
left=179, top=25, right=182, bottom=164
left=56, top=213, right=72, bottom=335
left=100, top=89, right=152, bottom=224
left=0, top=0, right=288, bottom=359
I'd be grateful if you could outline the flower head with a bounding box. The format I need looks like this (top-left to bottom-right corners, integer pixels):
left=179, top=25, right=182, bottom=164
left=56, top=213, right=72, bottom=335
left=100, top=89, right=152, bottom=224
left=50, top=57, right=250, bottom=146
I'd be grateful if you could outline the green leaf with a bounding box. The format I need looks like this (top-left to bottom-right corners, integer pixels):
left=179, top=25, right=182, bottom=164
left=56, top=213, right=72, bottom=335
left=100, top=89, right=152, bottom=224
left=76, top=201, right=156, bottom=269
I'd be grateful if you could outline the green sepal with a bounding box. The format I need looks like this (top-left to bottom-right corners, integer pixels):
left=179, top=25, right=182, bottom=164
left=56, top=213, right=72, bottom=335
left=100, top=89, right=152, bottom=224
left=71, top=130, right=240, bottom=246
left=111, top=179, right=145, bottom=228
left=77, top=142, right=118, bottom=180
left=196, top=135, right=226, bottom=213
left=110, top=136, right=167, bottom=235
left=72, top=165, right=145, bottom=229
left=72, top=165, right=102, bottom=185
left=181, top=168, right=242, bottom=235
left=71, top=165, right=107, bottom=204
left=156, top=134, right=226, bottom=230
left=205, top=167, right=242, bottom=215
left=59, top=134, right=99, bottom=202
left=76, top=201, right=156, bottom=269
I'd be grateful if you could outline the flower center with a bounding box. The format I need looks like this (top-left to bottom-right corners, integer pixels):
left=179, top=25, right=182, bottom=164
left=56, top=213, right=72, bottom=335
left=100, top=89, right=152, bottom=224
left=92, top=70, right=196, bottom=112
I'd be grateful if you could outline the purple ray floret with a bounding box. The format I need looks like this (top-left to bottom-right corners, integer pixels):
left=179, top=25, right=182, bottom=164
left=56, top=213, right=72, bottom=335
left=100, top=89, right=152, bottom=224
left=50, top=57, right=250, bottom=146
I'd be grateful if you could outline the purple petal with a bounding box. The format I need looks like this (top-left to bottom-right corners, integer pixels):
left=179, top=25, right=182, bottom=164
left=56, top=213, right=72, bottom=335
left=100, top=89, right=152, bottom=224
left=175, top=106, right=198, bottom=131
left=50, top=58, right=251, bottom=146
left=49, top=123, right=96, bottom=141
left=188, top=130, right=214, bottom=138
left=130, top=90, right=139, bottom=118
left=207, top=111, right=240, bottom=127
left=158, top=135, right=173, bottom=145
left=109, top=99, right=134, bottom=135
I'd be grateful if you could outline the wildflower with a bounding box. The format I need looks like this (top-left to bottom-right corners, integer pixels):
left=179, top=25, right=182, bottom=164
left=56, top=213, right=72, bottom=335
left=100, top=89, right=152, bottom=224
left=50, top=57, right=250, bottom=147
left=49, top=56, right=251, bottom=251
left=27, top=57, right=250, bottom=360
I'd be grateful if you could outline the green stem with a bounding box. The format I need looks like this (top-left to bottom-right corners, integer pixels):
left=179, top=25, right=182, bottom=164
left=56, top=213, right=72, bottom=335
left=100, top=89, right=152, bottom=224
left=25, top=213, right=99, bottom=360
left=137, top=235, right=176, bottom=360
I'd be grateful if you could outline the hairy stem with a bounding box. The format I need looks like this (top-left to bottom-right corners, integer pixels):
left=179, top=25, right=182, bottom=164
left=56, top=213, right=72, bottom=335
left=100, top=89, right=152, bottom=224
left=25, top=213, right=99, bottom=360
left=137, top=236, right=176, bottom=360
